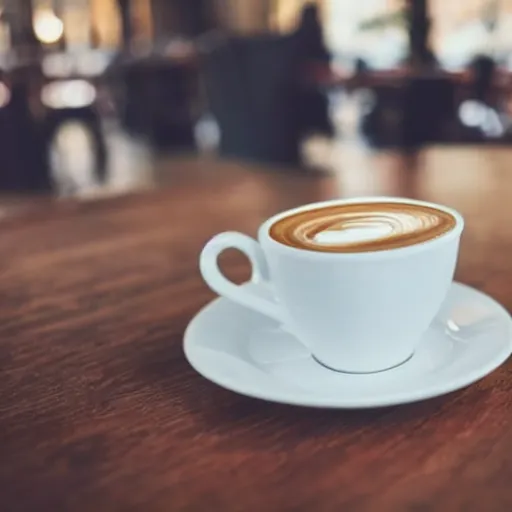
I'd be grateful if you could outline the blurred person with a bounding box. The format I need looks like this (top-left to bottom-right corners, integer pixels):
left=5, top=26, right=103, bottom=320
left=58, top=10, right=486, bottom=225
left=295, top=3, right=331, bottom=64
left=294, top=3, right=333, bottom=137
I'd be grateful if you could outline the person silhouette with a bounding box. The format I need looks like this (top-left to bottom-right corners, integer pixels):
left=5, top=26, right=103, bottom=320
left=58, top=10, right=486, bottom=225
left=295, top=3, right=331, bottom=63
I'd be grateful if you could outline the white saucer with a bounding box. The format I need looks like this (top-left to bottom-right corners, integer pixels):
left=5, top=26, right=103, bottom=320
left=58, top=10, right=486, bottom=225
left=184, top=282, right=512, bottom=408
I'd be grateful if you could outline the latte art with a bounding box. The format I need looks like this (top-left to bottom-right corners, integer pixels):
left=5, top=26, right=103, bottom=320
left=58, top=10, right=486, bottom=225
left=269, top=202, right=457, bottom=253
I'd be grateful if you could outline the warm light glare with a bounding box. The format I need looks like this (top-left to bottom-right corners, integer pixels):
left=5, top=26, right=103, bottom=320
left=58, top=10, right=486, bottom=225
left=34, top=9, right=64, bottom=44
left=41, top=80, right=97, bottom=109
left=0, top=82, right=11, bottom=108
left=459, top=100, right=485, bottom=127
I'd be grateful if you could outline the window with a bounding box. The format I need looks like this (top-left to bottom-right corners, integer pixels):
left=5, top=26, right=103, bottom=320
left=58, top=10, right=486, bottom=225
left=323, top=0, right=407, bottom=68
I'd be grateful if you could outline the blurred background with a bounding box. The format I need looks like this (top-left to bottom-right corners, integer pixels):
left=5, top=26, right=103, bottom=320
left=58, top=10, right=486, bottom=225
left=0, top=0, right=512, bottom=200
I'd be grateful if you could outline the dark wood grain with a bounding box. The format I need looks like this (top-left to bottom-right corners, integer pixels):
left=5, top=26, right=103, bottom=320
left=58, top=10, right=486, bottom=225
left=1, top=151, right=512, bottom=511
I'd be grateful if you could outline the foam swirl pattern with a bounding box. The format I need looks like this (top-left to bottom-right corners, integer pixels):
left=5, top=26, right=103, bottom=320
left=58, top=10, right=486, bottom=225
left=269, top=202, right=456, bottom=253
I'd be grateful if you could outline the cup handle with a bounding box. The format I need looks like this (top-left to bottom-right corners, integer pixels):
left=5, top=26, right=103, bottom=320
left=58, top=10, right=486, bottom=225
left=200, top=232, right=283, bottom=323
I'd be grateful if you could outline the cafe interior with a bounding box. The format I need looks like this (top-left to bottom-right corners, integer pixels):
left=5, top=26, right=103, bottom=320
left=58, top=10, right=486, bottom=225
left=2, top=0, right=512, bottom=196
left=2, top=1, right=512, bottom=510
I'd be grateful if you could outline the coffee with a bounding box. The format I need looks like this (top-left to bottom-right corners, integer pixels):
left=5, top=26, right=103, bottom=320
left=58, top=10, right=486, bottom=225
left=269, top=201, right=456, bottom=253
left=201, top=197, right=463, bottom=372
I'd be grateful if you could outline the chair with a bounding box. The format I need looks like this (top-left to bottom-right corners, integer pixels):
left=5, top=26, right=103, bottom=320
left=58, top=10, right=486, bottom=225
left=0, top=72, right=52, bottom=191
left=401, top=76, right=457, bottom=148
left=202, top=34, right=303, bottom=166
left=146, top=60, right=197, bottom=149
left=113, top=54, right=197, bottom=149
left=470, top=54, right=496, bottom=105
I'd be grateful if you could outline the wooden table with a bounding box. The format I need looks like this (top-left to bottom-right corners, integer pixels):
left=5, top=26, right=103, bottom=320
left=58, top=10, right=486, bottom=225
left=1, top=152, right=512, bottom=511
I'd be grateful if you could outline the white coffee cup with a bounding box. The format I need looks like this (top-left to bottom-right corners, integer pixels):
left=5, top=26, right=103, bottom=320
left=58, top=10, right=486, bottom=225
left=200, top=197, right=464, bottom=373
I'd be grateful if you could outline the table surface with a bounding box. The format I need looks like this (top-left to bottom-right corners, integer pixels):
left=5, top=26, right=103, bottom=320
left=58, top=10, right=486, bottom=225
left=308, top=63, right=512, bottom=97
left=1, top=151, right=512, bottom=511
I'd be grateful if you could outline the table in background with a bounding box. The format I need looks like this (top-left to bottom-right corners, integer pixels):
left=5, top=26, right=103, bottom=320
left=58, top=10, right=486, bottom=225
left=0, top=150, right=511, bottom=511
left=310, top=63, right=512, bottom=92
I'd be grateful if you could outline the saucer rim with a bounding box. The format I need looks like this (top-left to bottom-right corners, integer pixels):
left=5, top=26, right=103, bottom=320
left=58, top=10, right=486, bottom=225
left=184, top=282, right=512, bottom=409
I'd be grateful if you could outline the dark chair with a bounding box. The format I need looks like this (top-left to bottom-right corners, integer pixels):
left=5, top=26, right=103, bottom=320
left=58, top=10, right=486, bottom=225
left=118, top=61, right=153, bottom=135
left=470, top=54, right=496, bottom=105
left=202, top=34, right=303, bottom=166
left=296, top=82, right=334, bottom=137
left=0, top=74, right=52, bottom=191
left=146, top=61, right=197, bottom=149
left=360, top=86, right=404, bottom=147
left=401, top=76, right=457, bottom=148
left=112, top=55, right=197, bottom=149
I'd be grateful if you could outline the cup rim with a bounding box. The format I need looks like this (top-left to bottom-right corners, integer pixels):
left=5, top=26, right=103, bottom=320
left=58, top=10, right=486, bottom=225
left=259, top=196, right=464, bottom=260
